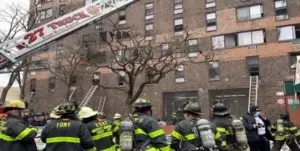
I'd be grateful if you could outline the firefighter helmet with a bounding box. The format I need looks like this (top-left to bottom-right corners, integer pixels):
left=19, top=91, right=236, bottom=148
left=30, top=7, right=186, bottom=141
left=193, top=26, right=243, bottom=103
left=56, top=101, right=78, bottom=115
left=132, top=98, right=152, bottom=108
left=78, top=107, right=98, bottom=119
left=280, top=111, right=290, bottom=119
left=4, top=100, right=26, bottom=109
left=249, top=105, right=261, bottom=113
left=114, top=113, right=122, bottom=119
left=212, top=101, right=230, bottom=116
left=183, top=102, right=203, bottom=115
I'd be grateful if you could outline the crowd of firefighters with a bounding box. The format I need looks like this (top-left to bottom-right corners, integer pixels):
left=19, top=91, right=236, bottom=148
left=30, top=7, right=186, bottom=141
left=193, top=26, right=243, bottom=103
left=0, top=98, right=300, bottom=151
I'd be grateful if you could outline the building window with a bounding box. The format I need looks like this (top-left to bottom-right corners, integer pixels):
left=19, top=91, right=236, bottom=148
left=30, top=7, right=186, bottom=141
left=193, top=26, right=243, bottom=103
left=174, top=18, right=183, bottom=36
left=30, top=78, right=37, bottom=92
left=275, top=0, right=288, bottom=20
left=145, top=3, right=154, bottom=20
left=145, top=23, right=154, bottom=40
left=206, top=0, right=216, bottom=8
left=289, top=52, right=300, bottom=72
left=212, top=30, right=265, bottom=49
left=206, top=12, right=217, bottom=31
left=100, top=31, right=107, bottom=42
left=59, top=5, right=67, bottom=16
left=188, top=39, right=198, bottom=57
left=174, top=0, right=183, bottom=14
left=70, top=75, right=77, bottom=86
left=40, top=9, right=53, bottom=20
left=237, top=5, right=263, bottom=21
left=278, top=25, right=300, bottom=41
left=119, top=10, right=126, bottom=24
left=161, top=43, right=169, bottom=56
left=48, top=76, right=56, bottom=92
left=246, top=56, right=259, bottom=76
left=175, top=65, right=184, bottom=83
left=238, top=30, right=265, bottom=46
left=208, top=61, right=220, bottom=81
left=114, top=30, right=130, bottom=40
left=118, top=71, right=126, bottom=86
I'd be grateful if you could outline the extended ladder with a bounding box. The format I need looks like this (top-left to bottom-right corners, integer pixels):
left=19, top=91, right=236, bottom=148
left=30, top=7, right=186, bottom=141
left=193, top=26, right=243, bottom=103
left=26, top=92, right=35, bottom=102
left=248, top=75, right=259, bottom=111
left=0, top=0, right=138, bottom=70
left=68, top=86, right=77, bottom=100
left=79, top=85, right=98, bottom=108
left=97, top=96, right=106, bottom=112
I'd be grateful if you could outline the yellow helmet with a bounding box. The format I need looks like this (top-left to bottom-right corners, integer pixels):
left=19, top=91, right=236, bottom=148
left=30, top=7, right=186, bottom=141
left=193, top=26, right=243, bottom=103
left=4, top=100, right=26, bottom=109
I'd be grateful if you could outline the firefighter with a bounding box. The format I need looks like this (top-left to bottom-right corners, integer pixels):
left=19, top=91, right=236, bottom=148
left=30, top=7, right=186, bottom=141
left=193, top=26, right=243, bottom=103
left=210, top=101, right=247, bottom=151
left=48, top=112, right=60, bottom=122
left=0, top=99, right=38, bottom=151
left=78, top=107, right=119, bottom=151
left=172, top=101, right=191, bottom=125
left=113, top=113, right=122, bottom=144
left=131, top=98, right=170, bottom=151
left=41, top=101, right=96, bottom=151
left=271, top=112, right=300, bottom=151
left=171, top=101, right=217, bottom=151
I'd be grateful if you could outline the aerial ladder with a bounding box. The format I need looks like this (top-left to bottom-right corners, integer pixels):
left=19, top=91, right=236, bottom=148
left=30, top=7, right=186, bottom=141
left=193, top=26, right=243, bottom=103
left=97, top=96, right=106, bottom=112
left=0, top=0, right=139, bottom=70
left=248, top=75, right=259, bottom=111
left=68, top=86, right=77, bottom=100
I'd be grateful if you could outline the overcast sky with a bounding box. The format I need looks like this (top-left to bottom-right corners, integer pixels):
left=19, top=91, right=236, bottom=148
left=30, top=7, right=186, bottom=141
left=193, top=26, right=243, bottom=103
left=0, top=0, right=29, bottom=87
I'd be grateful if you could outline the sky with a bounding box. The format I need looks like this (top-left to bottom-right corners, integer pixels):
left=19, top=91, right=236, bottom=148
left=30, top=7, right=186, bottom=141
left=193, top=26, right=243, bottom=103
left=0, top=0, right=29, bottom=87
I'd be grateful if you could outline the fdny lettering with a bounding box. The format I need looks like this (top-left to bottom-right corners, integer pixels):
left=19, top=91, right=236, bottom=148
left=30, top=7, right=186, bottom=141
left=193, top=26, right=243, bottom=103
left=47, top=12, right=89, bottom=30
left=56, top=122, right=71, bottom=128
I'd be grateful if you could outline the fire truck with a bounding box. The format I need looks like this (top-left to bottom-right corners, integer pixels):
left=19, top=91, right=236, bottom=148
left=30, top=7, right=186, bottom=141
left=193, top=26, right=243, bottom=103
left=0, top=0, right=138, bottom=70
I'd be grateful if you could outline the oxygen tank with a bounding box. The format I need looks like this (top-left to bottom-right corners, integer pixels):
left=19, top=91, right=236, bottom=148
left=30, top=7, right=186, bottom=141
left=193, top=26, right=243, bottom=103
left=276, top=119, right=285, bottom=135
left=231, top=119, right=248, bottom=146
left=195, top=119, right=216, bottom=149
left=119, top=117, right=134, bottom=151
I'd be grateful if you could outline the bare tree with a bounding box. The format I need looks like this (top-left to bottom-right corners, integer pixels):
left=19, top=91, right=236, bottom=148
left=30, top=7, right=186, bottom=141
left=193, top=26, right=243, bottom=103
left=0, top=1, right=41, bottom=103
left=89, top=22, right=214, bottom=113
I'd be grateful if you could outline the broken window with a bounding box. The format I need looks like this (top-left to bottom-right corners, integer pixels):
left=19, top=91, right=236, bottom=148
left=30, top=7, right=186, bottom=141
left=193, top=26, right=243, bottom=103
left=246, top=56, right=259, bottom=76
left=30, top=78, right=37, bottom=92
left=275, top=0, right=288, bottom=20
left=48, top=76, right=56, bottom=92
left=208, top=61, right=220, bottom=81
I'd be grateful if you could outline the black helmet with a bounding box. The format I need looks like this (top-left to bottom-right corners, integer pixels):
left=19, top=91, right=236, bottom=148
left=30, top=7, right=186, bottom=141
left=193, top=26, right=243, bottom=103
left=280, top=111, right=290, bottom=119
left=212, top=101, right=230, bottom=116
left=183, top=102, right=203, bottom=115
left=56, top=101, right=78, bottom=115
left=249, top=105, right=261, bottom=113
left=132, top=98, right=152, bottom=108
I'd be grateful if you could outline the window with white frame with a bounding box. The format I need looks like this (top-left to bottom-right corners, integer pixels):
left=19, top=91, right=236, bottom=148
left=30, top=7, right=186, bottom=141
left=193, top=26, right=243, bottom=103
left=246, top=56, right=259, bottom=76
left=206, top=0, right=216, bottom=8
left=289, top=52, right=300, bottom=71
left=85, top=0, right=97, bottom=6
left=119, top=10, right=126, bottom=24
left=40, top=9, right=53, bottom=20
left=206, top=12, right=217, bottom=31
left=237, top=5, right=263, bottom=21
left=277, top=25, right=300, bottom=41
left=208, top=61, right=220, bottom=81
left=212, top=30, right=265, bottom=49
left=174, top=0, right=183, bottom=14
left=175, top=65, right=184, bottom=83
left=275, top=0, right=288, bottom=20
left=145, top=23, right=154, bottom=40
left=145, top=3, right=154, bottom=20
left=174, top=18, right=183, bottom=35
left=188, top=39, right=198, bottom=57
left=118, top=71, right=126, bottom=86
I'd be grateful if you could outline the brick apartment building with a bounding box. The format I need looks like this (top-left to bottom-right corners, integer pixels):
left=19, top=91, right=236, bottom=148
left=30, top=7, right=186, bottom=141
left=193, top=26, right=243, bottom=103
left=25, top=0, right=300, bottom=124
